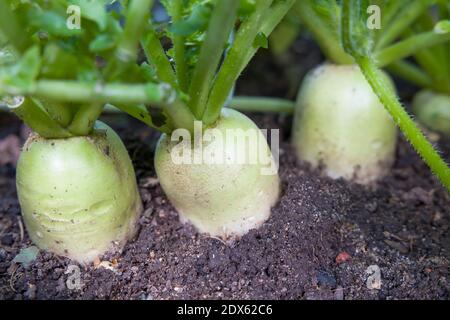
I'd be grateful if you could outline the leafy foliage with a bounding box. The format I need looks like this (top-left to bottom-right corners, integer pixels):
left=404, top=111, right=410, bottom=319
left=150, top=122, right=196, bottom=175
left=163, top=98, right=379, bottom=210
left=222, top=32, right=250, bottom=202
left=0, top=0, right=295, bottom=136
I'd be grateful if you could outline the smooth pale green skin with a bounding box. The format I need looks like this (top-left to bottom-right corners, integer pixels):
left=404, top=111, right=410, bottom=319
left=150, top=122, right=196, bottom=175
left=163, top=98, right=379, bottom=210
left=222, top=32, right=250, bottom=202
left=292, top=63, right=398, bottom=184
left=16, top=121, right=142, bottom=263
left=412, top=90, right=450, bottom=137
left=155, top=108, right=280, bottom=240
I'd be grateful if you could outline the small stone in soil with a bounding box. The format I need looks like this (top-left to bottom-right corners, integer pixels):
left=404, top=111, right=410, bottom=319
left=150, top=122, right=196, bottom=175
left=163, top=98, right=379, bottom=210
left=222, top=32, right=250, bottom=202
left=336, top=251, right=351, bottom=264
left=366, top=265, right=382, bottom=290
left=316, top=270, right=337, bottom=289
left=334, top=286, right=344, bottom=300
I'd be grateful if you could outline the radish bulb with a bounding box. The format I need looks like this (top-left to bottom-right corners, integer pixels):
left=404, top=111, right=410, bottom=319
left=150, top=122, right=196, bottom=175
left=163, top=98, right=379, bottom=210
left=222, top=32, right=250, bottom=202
left=16, top=121, right=142, bottom=263
left=292, top=63, right=397, bottom=184
left=412, top=90, right=450, bottom=137
left=155, top=108, right=280, bottom=240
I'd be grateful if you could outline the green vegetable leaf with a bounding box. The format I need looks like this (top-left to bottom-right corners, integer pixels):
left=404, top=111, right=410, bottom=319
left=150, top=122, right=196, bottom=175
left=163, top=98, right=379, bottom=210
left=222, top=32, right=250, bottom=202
left=41, top=43, right=79, bottom=79
left=89, top=34, right=116, bottom=52
left=29, top=10, right=83, bottom=37
left=434, top=20, right=450, bottom=34
left=1, top=46, right=42, bottom=92
left=71, top=0, right=109, bottom=30
left=169, top=2, right=213, bottom=36
left=238, top=0, right=256, bottom=18
left=0, top=44, right=16, bottom=66
left=341, top=0, right=372, bottom=59
left=13, top=246, right=39, bottom=268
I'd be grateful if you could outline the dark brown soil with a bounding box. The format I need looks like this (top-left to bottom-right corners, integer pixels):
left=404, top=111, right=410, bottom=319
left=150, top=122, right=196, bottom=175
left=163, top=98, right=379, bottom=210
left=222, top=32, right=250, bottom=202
left=0, top=36, right=449, bottom=300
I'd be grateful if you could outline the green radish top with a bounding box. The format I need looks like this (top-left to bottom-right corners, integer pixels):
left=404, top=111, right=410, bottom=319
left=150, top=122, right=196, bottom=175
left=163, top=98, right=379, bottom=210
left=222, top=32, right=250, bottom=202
left=387, top=4, right=450, bottom=95
left=0, top=0, right=296, bottom=138
left=294, top=0, right=450, bottom=68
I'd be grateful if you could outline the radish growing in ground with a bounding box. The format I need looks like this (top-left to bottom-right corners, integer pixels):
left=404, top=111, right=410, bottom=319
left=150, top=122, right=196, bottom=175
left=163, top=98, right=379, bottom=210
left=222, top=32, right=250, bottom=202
left=147, top=0, right=295, bottom=239
left=291, top=0, right=450, bottom=184
left=1, top=0, right=295, bottom=241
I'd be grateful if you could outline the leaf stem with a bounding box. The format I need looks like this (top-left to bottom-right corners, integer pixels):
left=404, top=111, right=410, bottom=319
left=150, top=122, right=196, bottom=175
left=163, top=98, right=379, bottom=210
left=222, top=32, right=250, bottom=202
left=375, top=0, right=434, bottom=50
left=40, top=100, right=74, bottom=128
left=188, top=0, right=240, bottom=119
left=172, top=0, right=189, bottom=92
left=201, top=0, right=274, bottom=125
left=413, top=47, right=450, bottom=92
left=9, top=97, right=72, bottom=139
left=202, top=0, right=298, bottom=125
left=116, top=0, right=154, bottom=63
left=293, top=0, right=353, bottom=65
left=67, top=103, right=104, bottom=136
left=141, top=28, right=177, bottom=87
left=107, top=103, right=172, bottom=134
left=387, top=60, right=434, bottom=89
left=375, top=30, right=450, bottom=67
left=4, top=80, right=172, bottom=106
left=230, top=96, right=294, bottom=114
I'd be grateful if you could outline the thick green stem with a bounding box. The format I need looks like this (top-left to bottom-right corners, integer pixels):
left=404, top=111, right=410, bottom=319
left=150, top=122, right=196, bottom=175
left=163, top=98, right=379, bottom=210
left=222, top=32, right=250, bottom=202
left=107, top=103, right=172, bottom=134
left=188, top=0, right=240, bottom=119
left=0, top=1, right=28, bottom=53
left=375, top=30, right=450, bottom=67
left=387, top=60, right=434, bottom=89
left=230, top=96, right=294, bottom=114
left=375, top=0, right=435, bottom=50
left=8, top=97, right=72, bottom=138
left=116, top=0, right=154, bottom=63
left=40, top=100, right=74, bottom=128
left=203, top=0, right=296, bottom=125
left=293, top=0, right=353, bottom=65
left=163, top=98, right=196, bottom=134
left=2, top=80, right=172, bottom=106
left=256, top=0, right=309, bottom=61
left=357, top=56, right=450, bottom=191
left=2, top=79, right=196, bottom=133
left=201, top=0, right=273, bottom=125
left=68, top=103, right=104, bottom=136
left=142, top=28, right=177, bottom=87
left=172, top=0, right=189, bottom=92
